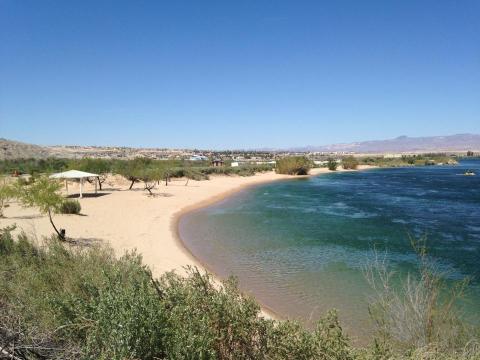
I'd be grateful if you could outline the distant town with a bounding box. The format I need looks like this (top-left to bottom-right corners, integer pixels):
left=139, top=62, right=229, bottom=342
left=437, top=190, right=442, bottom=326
left=1, top=134, right=479, bottom=163
left=46, top=144, right=476, bottom=163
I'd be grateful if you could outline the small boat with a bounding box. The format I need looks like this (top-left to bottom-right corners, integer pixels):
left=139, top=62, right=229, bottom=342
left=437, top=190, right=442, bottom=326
left=464, top=170, right=476, bottom=176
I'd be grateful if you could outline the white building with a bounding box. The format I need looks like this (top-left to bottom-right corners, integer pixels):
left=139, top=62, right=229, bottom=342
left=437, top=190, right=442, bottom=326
left=189, top=155, right=208, bottom=161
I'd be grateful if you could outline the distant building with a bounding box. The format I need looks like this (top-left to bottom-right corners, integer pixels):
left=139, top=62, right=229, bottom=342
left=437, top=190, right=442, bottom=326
left=189, top=155, right=208, bottom=161
left=211, top=158, right=224, bottom=167
left=231, top=162, right=239, bottom=167
left=384, top=153, right=402, bottom=158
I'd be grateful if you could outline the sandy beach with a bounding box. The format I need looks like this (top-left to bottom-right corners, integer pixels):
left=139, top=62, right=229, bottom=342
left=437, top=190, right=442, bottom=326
left=1, top=166, right=375, bottom=282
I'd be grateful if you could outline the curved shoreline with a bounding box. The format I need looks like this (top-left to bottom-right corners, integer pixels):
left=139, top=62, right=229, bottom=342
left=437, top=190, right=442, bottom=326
left=170, top=174, right=298, bottom=320
left=171, top=166, right=377, bottom=320
left=4, top=166, right=377, bottom=322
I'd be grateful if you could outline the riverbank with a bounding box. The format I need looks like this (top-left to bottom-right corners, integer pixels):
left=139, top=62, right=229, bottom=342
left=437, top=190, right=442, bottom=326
left=176, top=161, right=480, bottom=343
left=2, top=166, right=375, bottom=318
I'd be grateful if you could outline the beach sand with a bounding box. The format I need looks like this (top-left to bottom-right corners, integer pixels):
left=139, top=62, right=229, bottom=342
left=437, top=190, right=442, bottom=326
left=1, top=166, right=375, bottom=317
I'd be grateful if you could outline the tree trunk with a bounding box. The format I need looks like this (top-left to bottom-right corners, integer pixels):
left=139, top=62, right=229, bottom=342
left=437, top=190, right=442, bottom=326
left=48, top=208, right=64, bottom=240
left=129, top=179, right=135, bottom=190
left=144, top=183, right=155, bottom=195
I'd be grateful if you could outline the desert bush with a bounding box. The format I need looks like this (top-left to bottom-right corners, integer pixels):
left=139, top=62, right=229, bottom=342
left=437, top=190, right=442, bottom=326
left=196, top=164, right=273, bottom=177
left=0, top=229, right=357, bottom=359
left=59, top=199, right=81, bottom=214
left=357, top=154, right=458, bottom=168
left=342, top=156, right=359, bottom=170
left=276, top=156, right=311, bottom=175
left=188, top=170, right=208, bottom=181
left=1, top=228, right=478, bottom=359
left=236, top=167, right=256, bottom=176
left=0, top=181, right=16, bottom=217
left=183, top=168, right=208, bottom=183
left=364, top=236, right=476, bottom=357
left=0, top=230, right=166, bottom=359
left=327, top=158, right=338, bottom=171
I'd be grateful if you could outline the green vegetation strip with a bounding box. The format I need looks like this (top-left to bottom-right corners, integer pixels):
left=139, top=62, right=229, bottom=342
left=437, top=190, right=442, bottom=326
left=0, top=227, right=478, bottom=359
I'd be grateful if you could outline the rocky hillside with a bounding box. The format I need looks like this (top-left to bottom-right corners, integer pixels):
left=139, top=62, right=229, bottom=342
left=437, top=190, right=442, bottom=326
left=0, top=138, right=54, bottom=160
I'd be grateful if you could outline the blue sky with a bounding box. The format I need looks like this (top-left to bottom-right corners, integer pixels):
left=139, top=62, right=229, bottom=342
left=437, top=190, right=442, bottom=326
left=1, top=1, right=479, bottom=149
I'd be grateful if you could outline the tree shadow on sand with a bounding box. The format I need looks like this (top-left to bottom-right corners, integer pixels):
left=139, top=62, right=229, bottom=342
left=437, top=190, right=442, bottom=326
left=66, top=193, right=111, bottom=199
left=145, top=192, right=174, bottom=198
left=9, top=214, right=43, bottom=220
left=66, top=237, right=103, bottom=248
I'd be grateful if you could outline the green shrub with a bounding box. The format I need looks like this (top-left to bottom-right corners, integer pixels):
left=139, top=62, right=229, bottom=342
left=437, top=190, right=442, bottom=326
left=342, top=156, right=359, bottom=170
left=0, top=229, right=356, bottom=359
left=276, top=156, right=311, bottom=175
left=0, top=231, right=166, bottom=359
left=195, top=164, right=273, bottom=177
left=0, top=182, right=17, bottom=217
left=187, top=169, right=208, bottom=181
left=327, top=158, right=338, bottom=171
left=236, top=167, right=256, bottom=176
left=1, top=228, right=478, bottom=359
left=357, top=154, right=458, bottom=168
left=59, top=199, right=81, bottom=214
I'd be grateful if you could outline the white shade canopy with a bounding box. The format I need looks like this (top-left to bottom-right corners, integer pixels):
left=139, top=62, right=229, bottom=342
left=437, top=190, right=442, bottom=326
left=50, top=170, right=100, bottom=198
left=49, top=170, right=99, bottom=179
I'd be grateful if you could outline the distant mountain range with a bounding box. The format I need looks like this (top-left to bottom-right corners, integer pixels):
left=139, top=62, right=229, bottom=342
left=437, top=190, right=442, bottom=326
left=1, top=133, right=479, bottom=160
left=288, top=134, right=480, bottom=153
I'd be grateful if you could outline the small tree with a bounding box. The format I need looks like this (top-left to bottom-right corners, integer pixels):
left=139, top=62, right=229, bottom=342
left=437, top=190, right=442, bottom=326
left=183, top=168, right=205, bottom=186
left=183, top=161, right=192, bottom=186
left=75, top=158, right=111, bottom=190
left=163, top=168, right=171, bottom=186
left=17, top=176, right=66, bottom=240
left=115, top=158, right=151, bottom=190
left=139, top=168, right=163, bottom=195
left=0, top=181, right=16, bottom=218
left=276, top=156, right=311, bottom=175
left=341, top=156, right=359, bottom=170
left=327, top=159, right=338, bottom=171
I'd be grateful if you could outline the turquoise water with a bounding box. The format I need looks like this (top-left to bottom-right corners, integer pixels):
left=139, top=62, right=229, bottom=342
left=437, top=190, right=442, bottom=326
left=179, top=160, right=480, bottom=339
